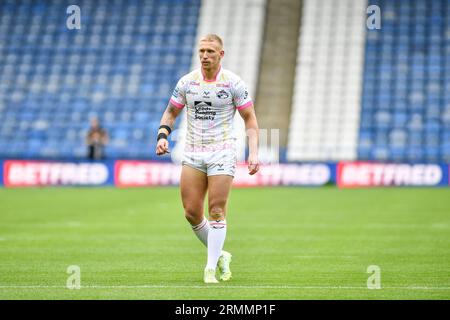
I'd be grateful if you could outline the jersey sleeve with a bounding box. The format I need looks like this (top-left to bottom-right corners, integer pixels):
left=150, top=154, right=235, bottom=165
left=232, top=78, right=253, bottom=110
left=169, top=77, right=187, bottom=109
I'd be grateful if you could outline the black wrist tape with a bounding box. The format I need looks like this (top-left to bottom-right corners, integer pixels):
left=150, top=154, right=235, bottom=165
left=159, top=125, right=172, bottom=135
left=157, top=132, right=168, bottom=141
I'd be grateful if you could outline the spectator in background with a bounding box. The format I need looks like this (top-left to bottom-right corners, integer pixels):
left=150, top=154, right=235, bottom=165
left=86, top=117, right=108, bottom=160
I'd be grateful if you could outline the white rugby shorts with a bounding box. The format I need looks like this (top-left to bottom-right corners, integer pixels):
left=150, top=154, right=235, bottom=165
left=182, top=149, right=237, bottom=177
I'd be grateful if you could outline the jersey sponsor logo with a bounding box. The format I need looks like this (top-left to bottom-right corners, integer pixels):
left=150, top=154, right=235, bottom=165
left=337, top=162, right=444, bottom=187
left=216, top=89, right=230, bottom=99
left=243, top=90, right=248, bottom=100
left=186, top=89, right=198, bottom=95
left=194, top=101, right=216, bottom=120
left=194, top=101, right=212, bottom=108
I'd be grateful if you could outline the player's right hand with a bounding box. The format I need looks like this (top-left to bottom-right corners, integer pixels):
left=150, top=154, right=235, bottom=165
left=247, top=153, right=259, bottom=175
left=156, top=139, right=170, bottom=155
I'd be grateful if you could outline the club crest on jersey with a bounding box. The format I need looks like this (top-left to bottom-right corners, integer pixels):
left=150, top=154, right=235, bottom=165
left=216, top=90, right=230, bottom=99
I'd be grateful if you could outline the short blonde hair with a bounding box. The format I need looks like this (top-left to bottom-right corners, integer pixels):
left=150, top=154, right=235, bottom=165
left=199, top=34, right=223, bottom=49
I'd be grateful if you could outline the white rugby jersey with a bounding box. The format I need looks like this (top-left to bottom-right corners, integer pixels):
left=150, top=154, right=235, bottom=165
left=169, top=67, right=253, bottom=152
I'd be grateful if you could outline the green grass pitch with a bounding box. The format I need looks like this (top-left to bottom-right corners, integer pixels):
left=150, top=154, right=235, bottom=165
left=0, top=187, right=449, bottom=299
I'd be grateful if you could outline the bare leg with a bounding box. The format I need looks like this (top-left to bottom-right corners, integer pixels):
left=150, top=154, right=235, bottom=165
left=180, top=165, right=209, bottom=246
left=180, top=165, right=208, bottom=226
left=207, top=175, right=233, bottom=220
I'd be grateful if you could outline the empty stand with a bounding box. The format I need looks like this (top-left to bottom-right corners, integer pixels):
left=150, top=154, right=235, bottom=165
left=0, top=0, right=200, bottom=159
left=287, top=0, right=367, bottom=161
left=1, top=0, right=448, bottom=164
left=359, top=0, right=450, bottom=163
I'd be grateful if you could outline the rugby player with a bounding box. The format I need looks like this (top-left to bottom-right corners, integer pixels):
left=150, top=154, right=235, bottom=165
left=156, top=34, right=259, bottom=283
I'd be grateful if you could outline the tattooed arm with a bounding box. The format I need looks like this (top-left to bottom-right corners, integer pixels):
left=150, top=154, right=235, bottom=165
left=156, top=102, right=183, bottom=155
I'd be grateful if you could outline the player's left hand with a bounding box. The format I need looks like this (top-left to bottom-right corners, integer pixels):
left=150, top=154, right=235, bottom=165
left=247, top=153, right=259, bottom=175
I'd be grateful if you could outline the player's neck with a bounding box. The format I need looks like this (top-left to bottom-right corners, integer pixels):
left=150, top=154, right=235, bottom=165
left=201, top=65, right=221, bottom=82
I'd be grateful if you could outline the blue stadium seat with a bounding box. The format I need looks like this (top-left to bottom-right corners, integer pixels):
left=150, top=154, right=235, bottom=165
left=0, top=0, right=200, bottom=160
left=359, top=0, right=449, bottom=162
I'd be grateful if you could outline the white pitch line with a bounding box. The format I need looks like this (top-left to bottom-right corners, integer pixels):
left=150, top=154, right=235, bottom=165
left=0, top=285, right=449, bottom=290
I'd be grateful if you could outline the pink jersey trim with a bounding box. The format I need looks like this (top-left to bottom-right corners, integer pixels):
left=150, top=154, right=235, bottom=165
left=236, top=101, right=253, bottom=110
left=169, top=98, right=185, bottom=109
left=201, top=66, right=221, bottom=82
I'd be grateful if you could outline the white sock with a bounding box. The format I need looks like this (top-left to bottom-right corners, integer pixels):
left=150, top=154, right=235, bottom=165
left=191, top=217, right=209, bottom=247
left=206, top=219, right=227, bottom=270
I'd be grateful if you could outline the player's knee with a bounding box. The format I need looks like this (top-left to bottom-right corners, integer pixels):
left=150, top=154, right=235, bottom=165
left=209, top=206, right=225, bottom=220
left=184, top=207, right=202, bottom=225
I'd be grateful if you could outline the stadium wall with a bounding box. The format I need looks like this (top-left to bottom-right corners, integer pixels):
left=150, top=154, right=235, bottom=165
left=1, top=160, right=449, bottom=188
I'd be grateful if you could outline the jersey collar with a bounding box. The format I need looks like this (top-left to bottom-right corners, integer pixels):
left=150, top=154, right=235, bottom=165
left=201, top=65, right=222, bottom=83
